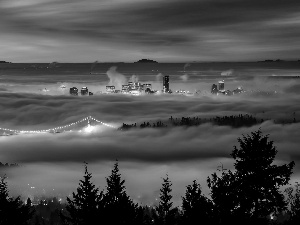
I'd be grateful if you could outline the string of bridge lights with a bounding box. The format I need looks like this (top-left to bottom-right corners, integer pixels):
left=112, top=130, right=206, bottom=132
left=0, top=116, right=116, bottom=134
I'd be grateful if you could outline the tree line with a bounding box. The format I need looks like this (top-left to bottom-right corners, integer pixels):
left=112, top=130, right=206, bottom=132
left=1, top=130, right=300, bottom=225
left=119, top=114, right=262, bottom=130
left=0, top=162, right=18, bottom=168
left=119, top=113, right=298, bottom=131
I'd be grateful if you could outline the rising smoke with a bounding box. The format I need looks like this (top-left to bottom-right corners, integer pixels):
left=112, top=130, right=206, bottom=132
left=90, top=61, right=98, bottom=73
left=106, top=66, right=127, bottom=89
left=179, top=74, right=189, bottom=81
left=130, top=75, right=139, bottom=83
left=221, top=69, right=234, bottom=76
left=156, top=73, right=163, bottom=82
left=183, top=63, right=191, bottom=71
left=48, top=62, right=58, bottom=69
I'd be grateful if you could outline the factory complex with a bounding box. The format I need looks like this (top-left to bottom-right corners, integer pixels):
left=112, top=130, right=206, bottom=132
left=68, top=75, right=244, bottom=97
left=69, top=75, right=171, bottom=96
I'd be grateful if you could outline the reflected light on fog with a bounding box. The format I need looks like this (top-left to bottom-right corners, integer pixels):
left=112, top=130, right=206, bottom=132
left=84, top=125, right=94, bottom=133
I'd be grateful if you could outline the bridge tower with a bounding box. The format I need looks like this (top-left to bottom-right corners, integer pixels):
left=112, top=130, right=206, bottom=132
left=87, top=116, right=91, bottom=127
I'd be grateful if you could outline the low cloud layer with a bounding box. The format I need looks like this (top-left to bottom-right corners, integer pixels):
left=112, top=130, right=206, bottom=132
left=1, top=70, right=300, bottom=204
left=1, top=120, right=300, bottom=205
left=0, top=121, right=300, bottom=165
left=0, top=90, right=300, bottom=128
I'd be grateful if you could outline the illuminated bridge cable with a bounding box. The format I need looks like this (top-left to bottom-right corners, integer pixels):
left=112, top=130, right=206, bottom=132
left=90, top=117, right=116, bottom=129
left=0, top=116, right=116, bottom=134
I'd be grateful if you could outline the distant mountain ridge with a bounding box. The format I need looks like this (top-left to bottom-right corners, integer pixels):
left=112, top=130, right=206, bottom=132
left=134, top=59, right=158, bottom=63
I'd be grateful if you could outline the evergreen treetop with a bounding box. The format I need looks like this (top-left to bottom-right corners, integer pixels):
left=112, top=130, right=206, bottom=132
left=0, top=175, right=34, bottom=225
left=102, top=160, right=139, bottom=225
left=207, top=129, right=295, bottom=224
left=182, top=180, right=214, bottom=224
left=157, top=174, right=173, bottom=215
left=232, top=130, right=295, bottom=216
left=62, top=163, right=103, bottom=225
left=104, top=160, right=126, bottom=202
left=154, top=174, right=178, bottom=225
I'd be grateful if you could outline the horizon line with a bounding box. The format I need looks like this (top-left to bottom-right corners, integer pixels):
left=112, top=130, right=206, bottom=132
left=2, top=59, right=300, bottom=64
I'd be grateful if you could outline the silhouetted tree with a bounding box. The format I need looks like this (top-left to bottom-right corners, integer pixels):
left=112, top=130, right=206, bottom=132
left=181, top=180, right=214, bottom=225
left=232, top=130, right=295, bottom=221
left=26, top=197, right=32, bottom=207
left=208, top=129, right=295, bottom=225
left=102, top=160, right=139, bottom=225
left=61, top=163, right=103, bottom=225
left=29, top=197, right=65, bottom=225
left=207, top=168, right=238, bottom=224
left=49, top=208, right=61, bottom=225
left=154, top=174, right=177, bottom=225
left=134, top=205, right=155, bottom=225
left=285, top=182, right=300, bottom=224
left=0, top=175, right=34, bottom=225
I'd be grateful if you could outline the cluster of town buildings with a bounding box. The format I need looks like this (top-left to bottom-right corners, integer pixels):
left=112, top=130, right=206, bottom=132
left=106, top=75, right=171, bottom=95
left=211, top=80, right=244, bottom=96
left=69, top=75, right=171, bottom=96
left=68, top=76, right=244, bottom=97
left=69, top=87, right=93, bottom=96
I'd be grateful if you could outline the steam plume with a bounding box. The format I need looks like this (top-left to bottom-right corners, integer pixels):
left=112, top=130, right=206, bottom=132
left=106, top=66, right=127, bottom=89
left=156, top=73, right=163, bottom=82
left=183, top=63, right=191, bottom=71
left=221, top=69, right=234, bottom=76
left=90, top=61, right=98, bottom=73
left=130, top=75, right=139, bottom=83
left=179, top=74, right=189, bottom=81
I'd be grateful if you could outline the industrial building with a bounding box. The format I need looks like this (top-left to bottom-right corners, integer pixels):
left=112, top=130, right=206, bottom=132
left=218, top=80, right=225, bottom=91
left=111, top=82, right=155, bottom=95
left=106, top=86, right=116, bottom=93
left=70, top=87, right=93, bottom=96
left=211, top=84, right=218, bottom=94
left=211, top=80, right=225, bottom=95
left=122, top=85, right=130, bottom=92
left=143, top=84, right=152, bottom=90
left=81, top=87, right=89, bottom=95
left=163, top=75, right=170, bottom=93
left=70, top=87, right=78, bottom=96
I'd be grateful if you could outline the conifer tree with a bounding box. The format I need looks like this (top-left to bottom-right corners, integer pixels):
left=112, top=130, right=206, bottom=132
left=208, top=129, right=295, bottom=225
left=285, top=182, right=300, bottom=224
left=0, top=175, right=34, bottom=225
left=135, top=205, right=156, bottom=225
left=232, top=130, right=294, bottom=219
left=154, top=174, right=177, bottom=225
left=61, top=163, right=103, bottom=225
left=181, top=180, right=214, bottom=225
left=102, top=160, right=139, bottom=225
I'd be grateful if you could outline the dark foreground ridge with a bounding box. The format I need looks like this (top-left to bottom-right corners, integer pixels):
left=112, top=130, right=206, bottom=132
left=1, top=130, right=300, bottom=225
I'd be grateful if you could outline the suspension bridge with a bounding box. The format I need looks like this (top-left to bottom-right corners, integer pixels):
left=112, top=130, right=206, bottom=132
left=0, top=116, right=116, bottom=135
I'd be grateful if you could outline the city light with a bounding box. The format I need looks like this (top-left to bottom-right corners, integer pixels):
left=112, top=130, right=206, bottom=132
left=0, top=116, right=116, bottom=135
left=84, top=124, right=94, bottom=133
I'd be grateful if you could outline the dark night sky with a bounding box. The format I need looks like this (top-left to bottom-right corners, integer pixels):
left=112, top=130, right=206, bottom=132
left=1, top=0, right=300, bottom=62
